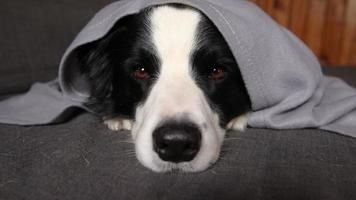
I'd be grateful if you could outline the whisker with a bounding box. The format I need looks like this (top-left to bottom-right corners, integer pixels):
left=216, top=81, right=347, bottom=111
left=210, top=169, right=218, bottom=175
left=122, top=149, right=136, bottom=154
left=123, top=154, right=137, bottom=158
left=220, top=148, right=234, bottom=153
left=223, top=137, right=243, bottom=141
left=113, top=140, right=134, bottom=144
left=122, top=152, right=137, bottom=159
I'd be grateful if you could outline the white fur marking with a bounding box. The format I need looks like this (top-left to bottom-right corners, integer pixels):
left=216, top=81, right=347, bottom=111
left=104, top=117, right=133, bottom=131
left=226, top=113, right=250, bottom=131
left=151, top=6, right=200, bottom=70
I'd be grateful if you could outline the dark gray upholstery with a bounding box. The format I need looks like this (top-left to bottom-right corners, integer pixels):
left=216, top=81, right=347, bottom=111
left=0, top=0, right=115, bottom=97
left=0, top=0, right=356, bottom=199
left=1, top=113, right=356, bottom=200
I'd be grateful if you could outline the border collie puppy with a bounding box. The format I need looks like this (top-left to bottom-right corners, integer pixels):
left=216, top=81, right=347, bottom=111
left=77, top=4, right=251, bottom=172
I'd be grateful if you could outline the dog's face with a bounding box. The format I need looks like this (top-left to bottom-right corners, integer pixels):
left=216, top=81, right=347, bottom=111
left=78, top=4, right=251, bottom=172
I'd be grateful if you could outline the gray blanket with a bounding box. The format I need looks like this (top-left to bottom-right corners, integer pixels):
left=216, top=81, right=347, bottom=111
left=1, top=0, right=355, bottom=137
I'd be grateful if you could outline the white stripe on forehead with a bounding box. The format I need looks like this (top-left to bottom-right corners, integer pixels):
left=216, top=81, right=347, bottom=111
left=150, top=6, right=201, bottom=75
left=142, top=6, right=206, bottom=118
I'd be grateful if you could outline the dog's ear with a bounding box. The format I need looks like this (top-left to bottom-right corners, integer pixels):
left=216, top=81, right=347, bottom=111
left=76, top=14, right=138, bottom=72
left=76, top=13, right=142, bottom=88
left=75, top=14, right=140, bottom=116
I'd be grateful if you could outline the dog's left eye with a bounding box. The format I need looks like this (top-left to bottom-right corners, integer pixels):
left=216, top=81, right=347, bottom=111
left=132, top=67, right=150, bottom=80
left=209, top=67, right=225, bottom=81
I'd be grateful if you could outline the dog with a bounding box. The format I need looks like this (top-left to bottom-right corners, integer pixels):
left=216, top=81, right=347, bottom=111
left=77, top=4, right=251, bottom=172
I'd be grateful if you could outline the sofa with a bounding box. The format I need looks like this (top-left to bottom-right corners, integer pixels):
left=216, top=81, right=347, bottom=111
left=1, top=0, right=355, bottom=199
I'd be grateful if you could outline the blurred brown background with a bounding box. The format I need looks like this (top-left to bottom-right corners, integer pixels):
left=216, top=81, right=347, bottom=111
left=250, top=0, right=356, bottom=67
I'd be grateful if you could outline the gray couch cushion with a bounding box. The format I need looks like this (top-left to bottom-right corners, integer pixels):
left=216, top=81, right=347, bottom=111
left=1, top=113, right=356, bottom=200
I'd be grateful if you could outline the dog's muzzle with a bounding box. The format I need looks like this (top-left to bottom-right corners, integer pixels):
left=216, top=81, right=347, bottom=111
left=153, top=121, right=201, bottom=163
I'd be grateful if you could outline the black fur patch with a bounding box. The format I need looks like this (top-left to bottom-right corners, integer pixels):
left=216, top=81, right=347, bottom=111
left=192, top=15, right=251, bottom=126
left=76, top=11, right=160, bottom=118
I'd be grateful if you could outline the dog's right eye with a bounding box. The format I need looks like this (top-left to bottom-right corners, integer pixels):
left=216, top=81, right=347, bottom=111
left=208, top=67, right=225, bottom=81
left=132, top=67, right=150, bottom=80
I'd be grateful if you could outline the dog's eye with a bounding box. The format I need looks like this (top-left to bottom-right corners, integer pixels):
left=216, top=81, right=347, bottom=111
left=132, top=67, right=150, bottom=80
left=209, top=67, right=225, bottom=81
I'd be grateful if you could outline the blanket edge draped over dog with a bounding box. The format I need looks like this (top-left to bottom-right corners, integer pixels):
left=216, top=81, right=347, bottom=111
left=1, top=0, right=356, bottom=137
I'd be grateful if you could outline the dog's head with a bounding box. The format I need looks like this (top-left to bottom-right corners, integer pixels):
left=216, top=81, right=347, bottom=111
left=78, top=4, right=251, bottom=172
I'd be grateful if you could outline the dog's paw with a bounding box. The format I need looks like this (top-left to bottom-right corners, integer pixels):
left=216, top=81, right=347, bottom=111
left=104, top=117, right=133, bottom=131
left=226, top=113, right=250, bottom=131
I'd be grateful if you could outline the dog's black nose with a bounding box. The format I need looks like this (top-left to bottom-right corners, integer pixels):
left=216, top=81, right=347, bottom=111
left=153, top=122, right=201, bottom=163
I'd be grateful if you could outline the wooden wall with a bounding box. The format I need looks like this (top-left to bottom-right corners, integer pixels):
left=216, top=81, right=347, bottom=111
left=250, top=0, right=356, bottom=66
